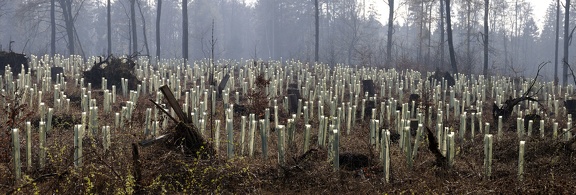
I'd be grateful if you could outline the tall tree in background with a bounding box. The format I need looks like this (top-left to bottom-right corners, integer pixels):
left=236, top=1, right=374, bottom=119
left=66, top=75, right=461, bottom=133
left=107, top=0, right=111, bottom=56
left=483, top=0, right=489, bottom=76
left=563, top=0, right=570, bottom=86
left=386, top=0, right=394, bottom=67
left=137, top=0, right=150, bottom=56
left=156, top=0, right=162, bottom=59
left=58, top=0, right=75, bottom=55
left=314, top=0, right=319, bottom=62
left=446, top=0, right=457, bottom=73
left=182, top=0, right=189, bottom=60
left=51, top=0, right=55, bottom=56
left=439, top=0, right=444, bottom=69
left=555, top=0, right=560, bottom=85
left=130, top=0, right=137, bottom=54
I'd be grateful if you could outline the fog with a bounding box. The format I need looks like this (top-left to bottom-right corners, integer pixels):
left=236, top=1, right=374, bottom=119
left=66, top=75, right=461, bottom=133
left=0, top=0, right=574, bottom=81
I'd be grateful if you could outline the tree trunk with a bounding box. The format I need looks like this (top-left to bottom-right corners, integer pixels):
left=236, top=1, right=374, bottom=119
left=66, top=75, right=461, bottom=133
left=439, top=0, right=444, bottom=70
left=137, top=0, right=150, bottom=56
left=130, top=0, right=137, bottom=54
left=60, top=0, right=74, bottom=55
left=555, top=0, right=560, bottom=85
left=182, top=0, right=189, bottom=60
left=466, top=1, right=471, bottom=74
left=107, top=0, right=111, bottom=56
left=427, top=3, right=432, bottom=66
left=563, top=0, right=570, bottom=86
left=314, top=0, right=319, bottom=63
left=156, top=0, right=162, bottom=59
left=51, top=0, right=55, bottom=56
left=483, top=0, right=489, bottom=76
left=446, top=0, right=457, bottom=74
left=386, top=0, right=394, bottom=67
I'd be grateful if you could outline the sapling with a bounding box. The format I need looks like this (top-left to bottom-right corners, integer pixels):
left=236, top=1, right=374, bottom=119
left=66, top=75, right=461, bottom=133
left=287, top=119, right=295, bottom=146
left=382, top=129, right=390, bottom=183
left=47, top=108, right=53, bottom=133
left=447, top=132, right=455, bottom=167
left=215, top=120, right=221, bottom=153
left=39, top=121, right=46, bottom=169
left=498, top=116, right=503, bottom=140
left=259, top=119, right=267, bottom=159
left=12, top=128, right=21, bottom=180
left=404, top=126, right=413, bottom=169
left=227, top=119, right=234, bottom=159
left=484, top=134, right=493, bottom=179
left=240, top=116, right=246, bottom=155
left=26, top=122, right=31, bottom=170
left=102, top=126, right=110, bottom=152
left=277, top=125, right=286, bottom=165
left=540, top=120, right=545, bottom=138
left=75, top=124, right=83, bottom=167
left=304, top=124, right=311, bottom=152
left=333, top=129, right=339, bottom=171
left=518, top=141, right=525, bottom=181
left=527, top=120, right=533, bottom=137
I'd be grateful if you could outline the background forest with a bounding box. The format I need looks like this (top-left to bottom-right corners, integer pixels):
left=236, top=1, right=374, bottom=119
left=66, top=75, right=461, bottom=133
left=0, top=0, right=572, bottom=82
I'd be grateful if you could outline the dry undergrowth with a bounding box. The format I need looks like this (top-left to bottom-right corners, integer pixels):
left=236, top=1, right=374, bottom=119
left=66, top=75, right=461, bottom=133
left=1, top=67, right=576, bottom=194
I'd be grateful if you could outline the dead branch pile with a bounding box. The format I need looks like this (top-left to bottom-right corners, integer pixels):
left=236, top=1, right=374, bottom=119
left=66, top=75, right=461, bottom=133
left=0, top=51, right=28, bottom=76
left=83, top=55, right=140, bottom=90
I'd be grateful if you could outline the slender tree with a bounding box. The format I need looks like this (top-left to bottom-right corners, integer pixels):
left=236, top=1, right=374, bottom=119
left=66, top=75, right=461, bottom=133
left=555, top=0, right=560, bottom=85
left=483, top=0, right=489, bottom=76
left=386, top=0, right=394, bottom=67
left=182, top=0, right=189, bottom=60
left=130, top=0, right=137, bottom=54
left=137, top=0, right=150, bottom=56
left=563, top=0, right=570, bottom=86
left=58, top=0, right=75, bottom=55
left=446, top=0, right=458, bottom=74
left=51, top=0, right=55, bottom=56
left=107, top=0, right=111, bottom=56
left=156, top=0, right=162, bottom=59
left=439, top=0, right=444, bottom=69
left=314, top=0, right=319, bottom=62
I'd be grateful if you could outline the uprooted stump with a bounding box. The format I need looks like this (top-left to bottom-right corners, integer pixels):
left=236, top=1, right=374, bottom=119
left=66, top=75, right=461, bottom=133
left=0, top=51, right=29, bottom=76
left=142, top=85, right=215, bottom=158
left=83, top=56, right=141, bottom=90
left=165, top=122, right=215, bottom=157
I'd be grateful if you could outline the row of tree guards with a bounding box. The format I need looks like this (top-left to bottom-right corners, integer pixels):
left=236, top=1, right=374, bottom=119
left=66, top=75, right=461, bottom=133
left=4, top=54, right=576, bottom=184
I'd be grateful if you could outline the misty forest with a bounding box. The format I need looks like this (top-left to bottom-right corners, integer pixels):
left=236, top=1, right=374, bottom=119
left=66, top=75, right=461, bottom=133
left=2, top=0, right=576, bottom=194
left=1, top=0, right=573, bottom=80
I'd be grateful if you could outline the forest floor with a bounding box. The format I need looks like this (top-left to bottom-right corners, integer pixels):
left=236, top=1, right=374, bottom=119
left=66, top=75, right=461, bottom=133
left=1, top=78, right=576, bottom=194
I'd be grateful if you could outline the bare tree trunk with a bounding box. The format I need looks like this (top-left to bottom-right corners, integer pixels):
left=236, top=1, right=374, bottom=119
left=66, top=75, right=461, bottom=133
left=555, top=0, right=560, bottom=85
left=60, top=0, right=75, bottom=55
left=466, top=0, right=471, bottom=74
left=182, top=0, right=188, bottom=60
left=439, top=0, right=444, bottom=70
left=563, top=0, right=570, bottom=86
left=130, top=0, right=137, bottom=54
left=51, top=0, right=55, bottom=56
left=427, top=3, right=432, bottom=67
left=446, top=0, right=457, bottom=74
left=314, top=0, right=319, bottom=63
left=386, top=0, right=394, bottom=67
left=156, top=0, right=162, bottom=59
left=137, top=0, right=150, bottom=56
left=107, top=0, right=111, bottom=56
left=483, top=0, right=489, bottom=76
